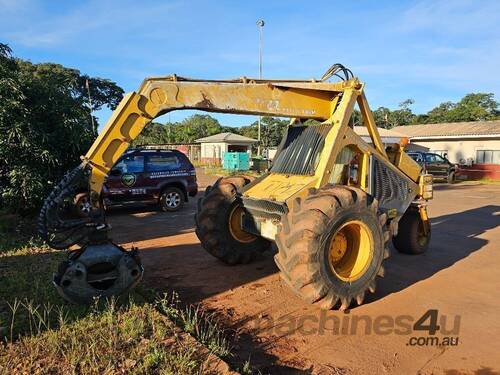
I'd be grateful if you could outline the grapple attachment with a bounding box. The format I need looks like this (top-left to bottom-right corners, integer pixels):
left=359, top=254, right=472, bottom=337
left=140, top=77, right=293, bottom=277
left=54, top=243, right=143, bottom=304
left=39, top=164, right=143, bottom=303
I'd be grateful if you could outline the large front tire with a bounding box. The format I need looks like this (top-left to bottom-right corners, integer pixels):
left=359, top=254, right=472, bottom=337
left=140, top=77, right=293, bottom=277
left=275, top=186, right=390, bottom=310
left=195, top=176, right=271, bottom=264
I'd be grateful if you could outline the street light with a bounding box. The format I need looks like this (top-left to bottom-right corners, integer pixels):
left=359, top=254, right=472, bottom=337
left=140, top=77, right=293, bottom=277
left=256, top=19, right=264, bottom=156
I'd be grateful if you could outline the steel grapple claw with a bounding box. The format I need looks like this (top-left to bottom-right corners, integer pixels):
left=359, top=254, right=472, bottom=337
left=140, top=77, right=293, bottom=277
left=38, top=164, right=100, bottom=250
left=54, top=242, right=143, bottom=304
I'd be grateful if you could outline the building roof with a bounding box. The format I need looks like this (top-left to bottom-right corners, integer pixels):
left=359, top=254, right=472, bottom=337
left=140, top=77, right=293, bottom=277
left=195, top=132, right=257, bottom=143
left=392, top=120, right=500, bottom=139
left=353, top=126, right=405, bottom=138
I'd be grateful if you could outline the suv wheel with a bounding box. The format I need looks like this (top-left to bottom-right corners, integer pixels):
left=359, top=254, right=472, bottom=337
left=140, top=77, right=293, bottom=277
left=74, top=192, right=106, bottom=218
left=447, top=171, right=455, bottom=184
left=160, top=187, right=184, bottom=212
left=75, top=193, right=92, bottom=217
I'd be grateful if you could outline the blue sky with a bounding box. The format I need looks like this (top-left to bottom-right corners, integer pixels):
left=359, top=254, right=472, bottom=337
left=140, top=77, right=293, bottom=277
left=1, top=0, right=500, bottom=128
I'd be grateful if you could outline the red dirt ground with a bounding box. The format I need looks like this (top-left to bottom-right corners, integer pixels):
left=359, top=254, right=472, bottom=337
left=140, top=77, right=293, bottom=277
left=109, top=170, right=500, bottom=374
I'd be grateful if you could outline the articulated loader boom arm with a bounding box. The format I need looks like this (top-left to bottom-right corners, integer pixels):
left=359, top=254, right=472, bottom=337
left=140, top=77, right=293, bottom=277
left=83, top=76, right=390, bottom=200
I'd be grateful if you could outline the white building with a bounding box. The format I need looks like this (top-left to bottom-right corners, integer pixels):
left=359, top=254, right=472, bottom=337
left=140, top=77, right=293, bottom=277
left=393, top=121, right=500, bottom=165
left=195, top=132, right=257, bottom=165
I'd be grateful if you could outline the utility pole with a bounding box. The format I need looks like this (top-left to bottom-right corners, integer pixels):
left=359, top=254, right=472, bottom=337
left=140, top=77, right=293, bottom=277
left=256, top=19, right=264, bottom=156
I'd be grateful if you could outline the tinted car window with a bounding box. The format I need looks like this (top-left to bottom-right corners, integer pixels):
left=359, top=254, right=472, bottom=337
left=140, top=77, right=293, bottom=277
left=409, top=153, right=423, bottom=162
left=434, top=155, right=446, bottom=163
left=147, top=155, right=180, bottom=172
left=115, top=155, right=144, bottom=173
left=425, top=154, right=437, bottom=163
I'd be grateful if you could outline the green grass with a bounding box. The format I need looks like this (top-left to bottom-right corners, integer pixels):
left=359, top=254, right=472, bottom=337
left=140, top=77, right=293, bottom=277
left=0, top=214, right=234, bottom=374
left=203, top=167, right=262, bottom=178
left=0, top=301, right=203, bottom=374
left=157, top=292, right=232, bottom=359
left=476, top=177, right=500, bottom=185
left=453, top=178, right=500, bottom=186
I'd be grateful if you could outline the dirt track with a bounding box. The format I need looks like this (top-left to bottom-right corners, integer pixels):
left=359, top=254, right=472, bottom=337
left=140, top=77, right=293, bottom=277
left=109, top=171, right=500, bottom=374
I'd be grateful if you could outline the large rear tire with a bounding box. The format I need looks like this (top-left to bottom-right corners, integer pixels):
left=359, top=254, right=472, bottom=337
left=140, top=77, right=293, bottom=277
left=275, top=186, right=390, bottom=310
left=392, top=208, right=430, bottom=255
left=195, top=176, right=271, bottom=264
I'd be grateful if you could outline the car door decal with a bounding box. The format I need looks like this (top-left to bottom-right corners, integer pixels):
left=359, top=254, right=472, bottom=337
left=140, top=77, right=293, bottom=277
left=121, top=173, right=137, bottom=187
left=149, top=170, right=193, bottom=179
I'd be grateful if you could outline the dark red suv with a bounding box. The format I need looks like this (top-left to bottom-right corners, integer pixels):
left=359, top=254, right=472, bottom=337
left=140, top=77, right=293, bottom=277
left=77, top=149, right=198, bottom=214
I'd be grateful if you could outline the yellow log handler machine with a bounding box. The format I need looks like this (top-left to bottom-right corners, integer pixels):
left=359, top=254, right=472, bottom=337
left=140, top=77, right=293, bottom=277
left=39, top=64, right=433, bottom=309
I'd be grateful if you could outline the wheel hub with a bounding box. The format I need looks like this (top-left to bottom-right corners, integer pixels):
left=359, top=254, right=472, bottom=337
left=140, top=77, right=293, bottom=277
left=228, top=205, right=256, bottom=243
left=165, top=192, right=180, bottom=208
left=417, top=223, right=429, bottom=246
left=79, top=196, right=91, bottom=214
left=329, top=231, right=348, bottom=263
left=328, top=220, right=374, bottom=282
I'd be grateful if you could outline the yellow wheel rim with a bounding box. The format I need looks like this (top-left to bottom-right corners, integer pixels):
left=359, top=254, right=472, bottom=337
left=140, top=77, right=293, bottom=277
left=328, top=220, right=374, bottom=282
left=417, top=221, right=429, bottom=247
left=228, top=205, right=256, bottom=243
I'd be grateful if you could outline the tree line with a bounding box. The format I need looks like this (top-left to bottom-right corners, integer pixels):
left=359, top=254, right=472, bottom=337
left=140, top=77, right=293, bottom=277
left=132, top=115, right=290, bottom=151
left=135, top=93, right=500, bottom=147
left=369, top=94, right=500, bottom=128
left=0, top=43, right=124, bottom=212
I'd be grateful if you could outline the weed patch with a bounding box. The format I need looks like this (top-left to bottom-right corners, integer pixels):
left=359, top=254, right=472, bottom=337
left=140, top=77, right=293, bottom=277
left=0, top=222, right=234, bottom=374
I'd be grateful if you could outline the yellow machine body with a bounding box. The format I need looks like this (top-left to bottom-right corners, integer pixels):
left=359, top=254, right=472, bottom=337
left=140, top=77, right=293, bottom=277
left=82, top=73, right=432, bottom=240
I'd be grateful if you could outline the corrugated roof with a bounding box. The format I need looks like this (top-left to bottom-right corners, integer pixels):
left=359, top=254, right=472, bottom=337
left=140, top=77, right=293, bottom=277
left=195, top=132, right=257, bottom=143
left=392, top=120, right=500, bottom=138
left=353, top=126, right=404, bottom=138
left=196, top=128, right=402, bottom=144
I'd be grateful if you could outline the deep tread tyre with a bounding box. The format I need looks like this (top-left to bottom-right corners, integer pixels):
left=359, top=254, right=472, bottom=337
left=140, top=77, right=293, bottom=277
left=392, top=208, right=430, bottom=255
left=195, top=176, right=270, bottom=264
left=275, top=185, right=390, bottom=310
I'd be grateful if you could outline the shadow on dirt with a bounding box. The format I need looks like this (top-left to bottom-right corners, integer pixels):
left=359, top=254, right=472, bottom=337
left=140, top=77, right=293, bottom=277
left=141, top=243, right=278, bottom=304
left=125, top=201, right=499, bottom=307
left=433, top=182, right=492, bottom=191
left=445, top=367, right=500, bottom=375
left=108, top=200, right=198, bottom=243
left=366, top=204, right=499, bottom=305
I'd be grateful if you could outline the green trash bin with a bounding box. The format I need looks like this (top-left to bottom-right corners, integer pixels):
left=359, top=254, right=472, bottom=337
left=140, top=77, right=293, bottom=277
left=251, top=157, right=270, bottom=173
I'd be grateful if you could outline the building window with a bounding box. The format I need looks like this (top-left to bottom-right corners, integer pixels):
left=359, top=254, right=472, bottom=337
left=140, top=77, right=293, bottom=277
left=476, top=150, right=500, bottom=164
